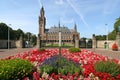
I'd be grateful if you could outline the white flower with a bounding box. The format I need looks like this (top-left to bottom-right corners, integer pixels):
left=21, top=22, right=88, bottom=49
left=89, top=73, right=94, bottom=79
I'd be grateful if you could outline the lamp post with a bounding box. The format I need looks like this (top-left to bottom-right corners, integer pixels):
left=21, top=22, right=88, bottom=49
left=105, top=24, right=109, bottom=49
left=59, top=31, right=61, bottom=55
left=8, top=24, right=11, bottom=50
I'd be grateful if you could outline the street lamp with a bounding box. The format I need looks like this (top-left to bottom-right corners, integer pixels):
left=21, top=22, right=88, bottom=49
left=8, top=24, right=11, bottom=50
left=105, top=24, right=109, bottom=49
left=86, top=39, right=88, bottom=49
left=59, top=31, right=61, bottom=55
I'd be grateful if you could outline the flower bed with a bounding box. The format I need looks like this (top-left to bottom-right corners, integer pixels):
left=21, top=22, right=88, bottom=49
left=1, top=48, right=120, bottom=80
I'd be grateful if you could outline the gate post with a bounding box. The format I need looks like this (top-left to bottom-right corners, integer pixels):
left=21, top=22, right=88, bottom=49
left=92, top=34, right=96, bottom=49
left=37, top=34, right=41, bottom=48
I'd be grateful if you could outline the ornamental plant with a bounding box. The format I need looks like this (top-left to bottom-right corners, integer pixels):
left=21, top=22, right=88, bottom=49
left=94, top=60, right=120, bottom=77
left=38, top=48, right=45, bottom=52
left=69, top=48, right=81, bottom=53
left=39, top=55, right=82, bottom=76
left=0, top=59, right=34, bottom=80
left=112, top=43, right=118, bottom=51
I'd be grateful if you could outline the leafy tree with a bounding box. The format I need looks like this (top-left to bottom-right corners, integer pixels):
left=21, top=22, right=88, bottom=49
left=96, top=35, right=106, bottom=40
left=31, top=35, right=37, bottom=46
left=114, top=17, right=120, bottom=33
left=108, top=30, right=116, bottom=40
left=0, top=23, right=8, bottom=39
left=15, top=29, right=24, bottom=40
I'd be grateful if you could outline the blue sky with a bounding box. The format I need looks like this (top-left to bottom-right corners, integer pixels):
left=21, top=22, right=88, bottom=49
left=0, top=0, right=120, bottom=38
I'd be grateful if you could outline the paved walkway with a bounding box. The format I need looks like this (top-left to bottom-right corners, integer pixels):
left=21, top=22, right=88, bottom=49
left=87, top=48, right=120, bottom=60
left=0, top=48, right=34, bottom=59
left=0, top=48, right=120, bottom=60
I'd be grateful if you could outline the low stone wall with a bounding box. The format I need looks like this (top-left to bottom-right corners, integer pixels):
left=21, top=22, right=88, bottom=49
left=0, top=40, right=16, bottom=49
left=97, top=40, right=115, bottom=49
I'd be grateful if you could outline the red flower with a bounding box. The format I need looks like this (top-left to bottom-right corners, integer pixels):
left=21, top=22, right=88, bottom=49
left=112, top=43, right=118, bottom=51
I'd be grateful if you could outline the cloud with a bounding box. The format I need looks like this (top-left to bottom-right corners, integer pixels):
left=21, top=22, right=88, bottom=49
left=37, top=0, right=42, bottom=7
left=55, top=0, right=64, bottom=5
left=66, top=0, right=89, bottom=28
left=60, top=18, right=74, bottom=24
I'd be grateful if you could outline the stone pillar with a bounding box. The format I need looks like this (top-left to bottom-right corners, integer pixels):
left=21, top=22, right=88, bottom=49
left=36, top=34, right=41, bottom=48
left=116, top=32, right=120, bottom=49
left=92, top=34, right=96, bottom=49
left=75, top=39, right=79, bottom=48
left=19, top=34, right=24, bottom=48
left=75, top=35, right=79, bottom=48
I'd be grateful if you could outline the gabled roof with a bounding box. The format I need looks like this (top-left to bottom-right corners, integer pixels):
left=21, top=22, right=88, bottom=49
left=48, top=26, right=71, bottom=33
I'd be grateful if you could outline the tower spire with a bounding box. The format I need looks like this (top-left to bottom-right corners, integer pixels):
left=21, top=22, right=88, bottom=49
left=74, top=23, right=77, bottom=32
left=59, top=21, right=60, bottom=28
left=40, top=6, right=44, bottom=17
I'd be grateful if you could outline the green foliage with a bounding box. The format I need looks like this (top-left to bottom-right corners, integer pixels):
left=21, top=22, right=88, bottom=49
left=0, top=59, right=34, bottom=80
left=38, top=48, right=45, bottom=52
left=108, top=30, right=116, bottom=40
left=114, top=17, right=120, bottom=33
left=0, top=23, right=9, bottom=39
left=94, top=61, right=120, bottom=77
left=46, top=44, right=72, bottom=47
left=69, top=48, right=81, bottom=53
left=0, top=22, right=37, bottom=44
left=39, top=55, right=82, bottom=75
left=31, top=35, right=37, bottom=46
left=0, top=23, right=24, bottom=40
left=96, top=35, right=106, bottom=40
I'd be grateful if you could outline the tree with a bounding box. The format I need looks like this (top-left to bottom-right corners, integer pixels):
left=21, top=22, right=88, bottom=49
left=96, top=35, right=106, bottom=40
left=0, top=23, right=25, bottom=40
left=0, top=23, right=11, bottom=39
left=108, top=30, right=116, bottom=40
left=15, top=29, right=24, bottom=40
left=114, top=17, right=120, bottom=33
left=31, top=35, right=37, bottom=46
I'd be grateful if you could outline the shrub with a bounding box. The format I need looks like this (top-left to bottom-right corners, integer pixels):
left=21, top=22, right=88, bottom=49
left=38, top=48, right=45, bottom=52
left=112, top=43, right=118, bottom=51
left=69, top=48, right=81, bottom=53
left=0, top=59, right=34, bottom=80
left=94, top=61, right=120, bottom=77
left=39, top=55, right=82, bottom=75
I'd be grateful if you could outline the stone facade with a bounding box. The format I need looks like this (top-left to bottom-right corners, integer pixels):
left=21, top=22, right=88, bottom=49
left=38, top=6, right=80, bottom=46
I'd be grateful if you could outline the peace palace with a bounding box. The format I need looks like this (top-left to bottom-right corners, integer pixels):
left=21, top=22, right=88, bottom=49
left=38, top=7, right=80, bottom=46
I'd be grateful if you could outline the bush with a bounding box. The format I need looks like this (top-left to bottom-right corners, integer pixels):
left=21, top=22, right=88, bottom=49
left=112, top=43, right=118, bottom=51
left=69, top=48, right=81, bottom=53
left=38, top=48, right=45, bottom=52
left=0, top=59, right=34, bottom=80
left=94, top=61, right=120, bottom=77
left=39, top=55, right=82, bottom=75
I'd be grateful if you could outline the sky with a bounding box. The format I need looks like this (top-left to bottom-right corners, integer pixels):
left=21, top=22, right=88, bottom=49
left=0, top=0, right=120, bottom=38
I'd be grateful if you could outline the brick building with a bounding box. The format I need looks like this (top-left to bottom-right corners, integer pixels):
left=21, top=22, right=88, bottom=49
left=38, top=7, right=80, bottom=46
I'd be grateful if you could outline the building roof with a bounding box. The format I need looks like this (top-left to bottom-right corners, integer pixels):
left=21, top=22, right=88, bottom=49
left=48, top=26, right=71, bottom=33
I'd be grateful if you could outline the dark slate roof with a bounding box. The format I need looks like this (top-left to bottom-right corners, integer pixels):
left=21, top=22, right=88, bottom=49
left=48, top=26, right=71, bottom=33
left=45, top=29, right=49, bottom=32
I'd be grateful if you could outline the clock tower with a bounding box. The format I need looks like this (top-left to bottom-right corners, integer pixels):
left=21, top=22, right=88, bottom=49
left=39, top=6, right=46, bottom=36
